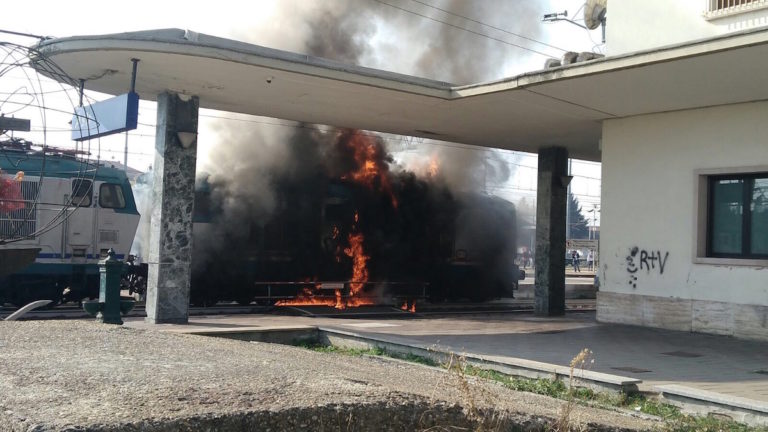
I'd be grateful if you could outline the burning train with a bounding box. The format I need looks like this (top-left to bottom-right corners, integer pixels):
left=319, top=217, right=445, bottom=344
left=185, top=128, right=523, bottom=308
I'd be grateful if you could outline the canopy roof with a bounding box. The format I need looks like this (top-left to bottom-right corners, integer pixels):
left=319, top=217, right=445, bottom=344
left=35, top=27, right=768, bottom=161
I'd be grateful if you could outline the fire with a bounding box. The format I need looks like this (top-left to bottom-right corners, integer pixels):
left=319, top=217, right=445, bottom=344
left=339, top=130, right=398, bottom=209
left=428, top=156, right=440, bottom=178
left=276, top=130, right=397, bottom=309
left=400, top=300, right=416, bottom=313
left=275, top=212, right=374, bottom=309
left=344, top=232, right=369, bottom=297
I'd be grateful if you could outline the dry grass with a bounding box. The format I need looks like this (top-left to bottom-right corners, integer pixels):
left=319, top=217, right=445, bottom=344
left=552, top=348, right=594, bottom=432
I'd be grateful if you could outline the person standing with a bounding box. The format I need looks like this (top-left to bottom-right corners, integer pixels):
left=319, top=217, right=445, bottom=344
left=571, top=250, right=580, bottom=272
left=587, top=250, right=595, bottom=271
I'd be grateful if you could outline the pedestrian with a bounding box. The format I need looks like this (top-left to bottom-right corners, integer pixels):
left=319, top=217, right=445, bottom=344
left=522, top=249, right=530, bottom=269
left=571, top=249, right=580, bottom=272
left=587, top=249, right=594, bottom=271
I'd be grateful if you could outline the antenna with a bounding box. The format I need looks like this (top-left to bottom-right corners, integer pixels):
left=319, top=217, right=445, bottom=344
left=543, top=1, right=607, bottom=43
left=584, top=0, right=607, bottom=43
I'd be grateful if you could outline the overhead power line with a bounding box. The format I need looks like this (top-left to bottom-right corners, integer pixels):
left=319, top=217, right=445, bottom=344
left=409, top=0, right=568, bottom=53
left=369, top=0, right=557, bottom=58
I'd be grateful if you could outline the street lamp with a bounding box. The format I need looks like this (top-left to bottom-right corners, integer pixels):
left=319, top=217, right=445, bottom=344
left=587, top=205, right=600, bottom=240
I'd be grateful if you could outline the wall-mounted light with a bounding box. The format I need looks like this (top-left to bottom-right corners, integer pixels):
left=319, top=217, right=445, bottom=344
left=176, top=131, right=197, bottom=149
left=559, top=175, right=574, bottom=188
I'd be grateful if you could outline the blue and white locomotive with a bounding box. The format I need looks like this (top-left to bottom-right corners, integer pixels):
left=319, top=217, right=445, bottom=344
left=0, top=140, right=140, bottom=306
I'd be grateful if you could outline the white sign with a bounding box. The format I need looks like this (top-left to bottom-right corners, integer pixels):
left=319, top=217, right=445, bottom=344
left=72, top=92, right=139, bottom=141
left=566, top=239, right=598, bottom=250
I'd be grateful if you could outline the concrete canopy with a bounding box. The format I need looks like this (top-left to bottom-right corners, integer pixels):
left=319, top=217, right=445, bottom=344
left=34, top=27, right=768, bottom=161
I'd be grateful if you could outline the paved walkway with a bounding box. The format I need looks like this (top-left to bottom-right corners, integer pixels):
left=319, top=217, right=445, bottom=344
left=126, top=310, right=768, bottom=403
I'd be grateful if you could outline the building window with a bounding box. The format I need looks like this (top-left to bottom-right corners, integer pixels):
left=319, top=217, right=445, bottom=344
left=72, top=179, right=92, bottom=207
left=706, top=0, right=768, bottom=18
left=707, top=173, right=768, bottom=258
left=99, top=183, right=126, bottom=209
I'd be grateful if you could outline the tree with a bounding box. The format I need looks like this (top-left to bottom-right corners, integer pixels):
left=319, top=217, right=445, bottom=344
left=568, top=193, right=590, bottom=239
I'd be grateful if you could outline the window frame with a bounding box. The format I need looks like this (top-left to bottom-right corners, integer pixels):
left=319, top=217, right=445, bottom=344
left=98, top=182, right=126, bottom=209
left=71, top=179, right=93, bottom=207
left=694, top=167, right=768, bottom=265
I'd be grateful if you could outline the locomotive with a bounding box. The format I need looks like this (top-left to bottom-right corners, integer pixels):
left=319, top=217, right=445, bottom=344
left=0, top=140, right=139, bottom=306
left=188, top=175, right=523, bottom=307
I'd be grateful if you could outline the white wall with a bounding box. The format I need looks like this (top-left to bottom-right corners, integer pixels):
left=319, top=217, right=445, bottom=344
left=606, top=0, right=768, bottom=55
left=600, top=101, right=768, bottom=307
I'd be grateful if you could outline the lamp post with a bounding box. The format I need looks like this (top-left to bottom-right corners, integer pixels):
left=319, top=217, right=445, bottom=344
left=587, top=205, right=600, bottom=240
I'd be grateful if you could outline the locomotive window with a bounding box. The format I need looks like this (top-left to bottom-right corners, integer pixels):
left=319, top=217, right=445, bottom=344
left=99, top=183, right=126, bottom=209
left=71, top=179, right=92, bottom=207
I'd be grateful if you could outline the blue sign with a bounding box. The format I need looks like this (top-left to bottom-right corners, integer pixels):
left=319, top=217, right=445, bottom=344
left=71, top=92, right=139, bottom=141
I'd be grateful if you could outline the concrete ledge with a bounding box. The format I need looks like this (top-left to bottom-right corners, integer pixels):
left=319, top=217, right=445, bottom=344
left=319, top=328, right=641, bottom=395
left=184, top=325, right=318, bottom=344
left=657, top=384, right=768, bottom=426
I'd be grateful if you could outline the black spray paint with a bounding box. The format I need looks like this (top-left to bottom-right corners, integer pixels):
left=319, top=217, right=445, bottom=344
left=626, top=246, right=669, bottom=288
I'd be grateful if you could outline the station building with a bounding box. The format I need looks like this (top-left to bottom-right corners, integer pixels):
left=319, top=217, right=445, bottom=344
left=596, top=0, right=768, bottom=340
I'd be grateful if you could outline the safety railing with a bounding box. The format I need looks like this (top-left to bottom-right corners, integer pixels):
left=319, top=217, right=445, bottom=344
left=706, top=0, right=768, bottom=18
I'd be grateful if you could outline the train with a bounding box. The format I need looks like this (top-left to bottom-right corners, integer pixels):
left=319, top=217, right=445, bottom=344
left=187, top=175, right=523, bottom=307
left=0, top=139, right=139, bottom=306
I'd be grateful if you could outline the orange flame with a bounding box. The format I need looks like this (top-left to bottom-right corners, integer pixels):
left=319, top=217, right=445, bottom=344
left=400, top=301, right=416, bottom=313
left=340, top=130, right=398, bottom=209
left=344, top=232, right=369, bottom=297
left=275, top=212, right=374, bottom=309
left=427, top=156, right=440, bottom=178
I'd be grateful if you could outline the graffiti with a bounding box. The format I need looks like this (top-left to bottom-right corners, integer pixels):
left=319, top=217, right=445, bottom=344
left=626, top=247, right=669, bottom=288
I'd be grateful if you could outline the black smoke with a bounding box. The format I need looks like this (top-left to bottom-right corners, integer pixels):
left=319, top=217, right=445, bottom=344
left=190, top=2, right=527, bottom=305
left=191, top=125, right=519, bottom=305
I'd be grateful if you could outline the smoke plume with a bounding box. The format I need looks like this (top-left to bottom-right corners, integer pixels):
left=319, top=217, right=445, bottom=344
left=184, top=1, right=533, bottom=304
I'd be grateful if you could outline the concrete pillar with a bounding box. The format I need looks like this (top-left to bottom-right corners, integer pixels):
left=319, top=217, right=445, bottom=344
left=534, top=147, right=568, bottom=316
left=145, top=92, right=199, bottom=324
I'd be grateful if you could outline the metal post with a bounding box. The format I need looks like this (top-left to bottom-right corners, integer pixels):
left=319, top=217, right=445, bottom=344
left=98, top=249, right=124, bottom=325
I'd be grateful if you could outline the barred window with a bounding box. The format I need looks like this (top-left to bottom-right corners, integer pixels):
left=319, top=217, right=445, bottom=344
left=706, top=0, right=768, bottom=17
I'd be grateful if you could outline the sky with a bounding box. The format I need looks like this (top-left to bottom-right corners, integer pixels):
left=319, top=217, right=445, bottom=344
left=0, top=0, right=604, bottom=223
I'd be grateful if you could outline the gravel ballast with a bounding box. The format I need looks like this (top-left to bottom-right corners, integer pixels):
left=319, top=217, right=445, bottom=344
left=0, top=321, right=661, bottom=431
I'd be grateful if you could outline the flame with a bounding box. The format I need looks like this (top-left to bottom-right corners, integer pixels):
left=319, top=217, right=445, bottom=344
left=275, top=212, right=374, bottom=309
left=400, top=300, right=416, bottom=313
left=427, top=156, right=440, bottom=178
left=344, top=232, right=369, bottom=297
left=340, top=130, right=398, bottom=208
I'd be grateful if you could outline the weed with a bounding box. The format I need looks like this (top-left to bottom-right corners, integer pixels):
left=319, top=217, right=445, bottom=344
left=294, top=342, right=768, bottom=432
left=552, top=348, right=594, bottom=431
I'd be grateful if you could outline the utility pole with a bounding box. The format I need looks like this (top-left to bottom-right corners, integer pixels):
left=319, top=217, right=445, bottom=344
left=566, top=158, right=572, bottom=240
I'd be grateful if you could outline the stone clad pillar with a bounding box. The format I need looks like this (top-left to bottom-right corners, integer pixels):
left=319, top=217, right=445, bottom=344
left=534, top=147, right=569, bottom=316
left=145, top=92, right=199, bottom=324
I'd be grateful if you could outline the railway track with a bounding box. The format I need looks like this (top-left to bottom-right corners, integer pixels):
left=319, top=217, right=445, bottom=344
left=1, top=299, right=596, bottom=320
